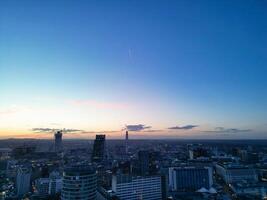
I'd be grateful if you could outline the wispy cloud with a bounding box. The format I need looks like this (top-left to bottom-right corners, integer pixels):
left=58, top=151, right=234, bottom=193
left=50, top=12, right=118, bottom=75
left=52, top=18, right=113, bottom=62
left=124, top=124, right=151, bottom=131
left=70, top=99, right=129, bottom=110
left=206, top=127, right=251, bottom=133
left=168, top=125, right=198, bottom=130
left=32, top=128, right=83, bottom=134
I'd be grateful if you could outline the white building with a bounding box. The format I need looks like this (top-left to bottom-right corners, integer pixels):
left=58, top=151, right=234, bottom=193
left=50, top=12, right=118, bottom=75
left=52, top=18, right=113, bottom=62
left=35, top=172, right=62, bottom=196
left=16, top=167, right=31, bottom=197
left=112, top=174, right=163, bottom=200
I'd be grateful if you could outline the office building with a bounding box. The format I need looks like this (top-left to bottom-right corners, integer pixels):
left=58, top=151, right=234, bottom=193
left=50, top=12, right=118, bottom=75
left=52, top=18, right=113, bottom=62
left=169, top=166, right=213, bottom=191
left=49, top=171, right=62, bottom=195
left=16, top=167, right=32, bottom=197
left=91, top=135, right=106, bottom=163
left=35, top=178, right=50, bottom=195
left=61, top=165, right=97, bottom=200
left=112, top=174, right=163, bottom=200
left=216, top=163, right=258, bottom=184
left=125, top=131, right=129, bottom=154
left=54, top=130, right=63, bottom=152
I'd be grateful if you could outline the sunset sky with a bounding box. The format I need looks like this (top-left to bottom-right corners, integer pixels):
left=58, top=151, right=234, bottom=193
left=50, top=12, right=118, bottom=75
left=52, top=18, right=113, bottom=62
left=0, top=0, right=266, bottom=139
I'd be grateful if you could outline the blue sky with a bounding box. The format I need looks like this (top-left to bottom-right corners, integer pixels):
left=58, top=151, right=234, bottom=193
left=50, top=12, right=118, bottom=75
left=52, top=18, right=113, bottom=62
left=0, top=0, right=266, bottom=139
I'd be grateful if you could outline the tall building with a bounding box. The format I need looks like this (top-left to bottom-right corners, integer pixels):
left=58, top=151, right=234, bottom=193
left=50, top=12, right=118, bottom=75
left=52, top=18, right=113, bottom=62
left=138, top=150, right=150, bottom=175
left=216, top=163, right=258, bottom=184
left=169, top=167, right=213, bottom=191
left=16, top=167, right=32, bottom=197
left=61, top=165, right=97, bottom=200
left=91, top=135, right=106, bottom=163
left=138, top=150, right=157, bottom=176
left=112, top=174, right=163, bottom=200
left=54, top=130, right=63, bottom=152
left=125, top=131, right=129, bottom=154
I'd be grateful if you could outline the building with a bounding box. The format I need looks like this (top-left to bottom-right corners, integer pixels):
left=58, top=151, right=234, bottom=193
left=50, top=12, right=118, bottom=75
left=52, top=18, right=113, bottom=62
left=216, top=163, right=258, bottom=184
left=189, top=147, right=209, bottom=160
left=112, top=174, right=163, bottom=200
left=34, top=171, right=62, bottom=196
left=35, top=178, right=50, bottom=195
left=169, top=166, right=213, bottom=191
left=49, top=171, right=62, bottom=195
left=61, top=165, right=97, bottom=200
left=91, top=135, right=106, bottom=163
left=54, top=130, right=63, bottom=152
left=138, top=150, right=150, bottom=175
left=16, top=167, right=32, bottom=197
left=125, top=131, right=129, bottom=154
left=138, top=150, right=158, bottom=176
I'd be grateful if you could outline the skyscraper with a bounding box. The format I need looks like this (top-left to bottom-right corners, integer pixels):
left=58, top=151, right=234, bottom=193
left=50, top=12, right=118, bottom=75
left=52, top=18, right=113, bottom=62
left=54, top=130, right=63, bottom=153
left=91, top=135, right=106, bottom=163
left=16, top=167, right=32, bottom=197
left=125, top=131, right=129, bottom=154
left=61, top=165, right=97, bottom=200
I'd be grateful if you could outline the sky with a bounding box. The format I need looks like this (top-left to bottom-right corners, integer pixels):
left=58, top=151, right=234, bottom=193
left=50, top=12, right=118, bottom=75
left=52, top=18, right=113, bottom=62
left=0, top=0, right=266, bottom=139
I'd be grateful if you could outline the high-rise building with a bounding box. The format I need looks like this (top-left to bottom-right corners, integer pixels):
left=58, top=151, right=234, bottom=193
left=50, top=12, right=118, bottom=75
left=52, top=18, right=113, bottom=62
left=16, top=167, right=32, bottom=197
left=61, top=165, right=97, bottom=200
left=138, top=150, right=157, bottom=176
left=112, top=174, right=163, bottom=200
left=91, top=135, right=106, bottom=163
left=138, top=150, right=150, bottom=175
left=54, top=130, right=63, bottom=152
left=169, top=166, right=213, bottom=191
left=125, top=131, right=129, bottom=154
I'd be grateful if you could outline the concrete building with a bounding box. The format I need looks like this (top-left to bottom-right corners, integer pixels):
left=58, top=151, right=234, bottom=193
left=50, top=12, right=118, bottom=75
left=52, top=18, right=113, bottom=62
left=216, top=163, right=258, bottom=184
left=169, top=166, right=213, bottom=191
left=16, top=167, right=32, bottom=197
left=112, top=174, right=163, bottom=200
left=61, top=165, right=97, bottom=200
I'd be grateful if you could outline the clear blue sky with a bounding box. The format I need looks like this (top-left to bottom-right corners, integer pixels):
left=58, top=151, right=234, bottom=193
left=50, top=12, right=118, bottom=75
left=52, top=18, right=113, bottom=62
left=0, top=0, right=266, bottom=139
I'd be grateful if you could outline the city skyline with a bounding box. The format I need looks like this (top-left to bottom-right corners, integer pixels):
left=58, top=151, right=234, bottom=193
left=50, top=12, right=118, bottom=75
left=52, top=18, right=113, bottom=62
left=1, top=0, right=267, bottom=139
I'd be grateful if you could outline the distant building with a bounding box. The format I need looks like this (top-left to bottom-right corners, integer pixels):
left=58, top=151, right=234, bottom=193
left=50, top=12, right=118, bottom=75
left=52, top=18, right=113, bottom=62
left=216, top=163, right=258, bottom=184
left=169, top=166, right=213, bottom=191
left=54, top=130, right=63, bottom=152
left=61, top=165, right=97, bottom=200
left=16, top=167, right=32, bottom=197
left=125, top=131, right=129, bottom=154
left=112, top=174, right=164, bottom=200
left=91, top=135, right=106, bottom=163
left=189, top=147, right=209, bottom=159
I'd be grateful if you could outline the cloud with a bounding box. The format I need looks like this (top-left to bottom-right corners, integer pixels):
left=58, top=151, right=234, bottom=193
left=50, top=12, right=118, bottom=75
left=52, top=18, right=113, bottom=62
left=168, top=125, right=198, bottom=130
left=206, top=127, right=251, bottom=133
left=32, top=128, right=83, bottom=134
left=125, top=124, right=151, bottom=131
